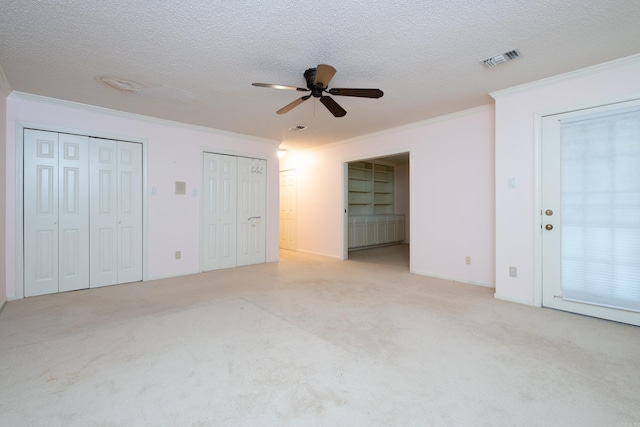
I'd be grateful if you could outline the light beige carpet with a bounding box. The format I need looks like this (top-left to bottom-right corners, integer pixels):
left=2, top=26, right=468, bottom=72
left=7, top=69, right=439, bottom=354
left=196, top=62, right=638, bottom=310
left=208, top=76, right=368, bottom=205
left=0, top=249, right=638, bottom=426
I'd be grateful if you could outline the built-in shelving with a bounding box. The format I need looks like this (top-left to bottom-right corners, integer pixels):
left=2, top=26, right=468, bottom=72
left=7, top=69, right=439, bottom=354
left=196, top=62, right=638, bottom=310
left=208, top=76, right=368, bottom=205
left=348, top=161, right=394, bottom=215
left=347, top=160, right=405, bottom=250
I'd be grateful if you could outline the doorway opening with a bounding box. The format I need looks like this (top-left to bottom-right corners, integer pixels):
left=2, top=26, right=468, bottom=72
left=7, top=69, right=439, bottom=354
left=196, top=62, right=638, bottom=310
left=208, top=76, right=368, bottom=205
left=345, top=152, right=410, bottom=269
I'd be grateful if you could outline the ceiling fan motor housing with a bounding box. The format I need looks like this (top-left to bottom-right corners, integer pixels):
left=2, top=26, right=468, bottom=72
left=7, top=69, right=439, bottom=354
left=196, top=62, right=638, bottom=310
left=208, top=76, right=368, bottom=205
left=304, top=68, right=324, bottom=97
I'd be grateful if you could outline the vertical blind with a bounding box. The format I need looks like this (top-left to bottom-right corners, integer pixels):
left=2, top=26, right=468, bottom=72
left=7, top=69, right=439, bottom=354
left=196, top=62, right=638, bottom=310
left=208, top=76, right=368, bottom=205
left=560, top=107, right=640, bottom=312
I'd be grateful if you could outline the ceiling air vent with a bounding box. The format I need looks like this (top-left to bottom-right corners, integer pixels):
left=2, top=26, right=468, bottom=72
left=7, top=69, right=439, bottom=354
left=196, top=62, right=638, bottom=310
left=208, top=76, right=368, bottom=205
left=481, top=49, right=521, bottom=68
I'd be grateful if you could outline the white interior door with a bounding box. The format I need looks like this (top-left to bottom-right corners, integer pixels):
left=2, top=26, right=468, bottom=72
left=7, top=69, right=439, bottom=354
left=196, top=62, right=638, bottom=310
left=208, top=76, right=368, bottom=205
left=116, top=141, right=143, bottom=284
left=541, top=101, right=640, bottom=326
left=203, top=153, right=237, bottom=271
left=58, top=133, right=90, bottom=292
left=24, top=131, right=142, bottom=296
left=90, top=139, right=143, bottom=288
left=237, top=157, right=266, bottom=266
left=24, top=130, right=60, bottom=297
left=24, top=130, right=90, bottom=297
left=279, top=170, right=296, bottom=250
left=90, top=139, right=118, bottom=287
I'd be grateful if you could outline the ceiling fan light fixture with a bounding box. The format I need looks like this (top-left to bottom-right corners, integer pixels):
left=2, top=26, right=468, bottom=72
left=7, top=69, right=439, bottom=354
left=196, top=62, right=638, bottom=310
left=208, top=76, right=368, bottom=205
left=481, top=49, right=522, bottom=68
left=288, top=125, right=307, bottom=131
left=95, top=75, right=145, bottom=92
left=252, top=64, right=383, bottom=117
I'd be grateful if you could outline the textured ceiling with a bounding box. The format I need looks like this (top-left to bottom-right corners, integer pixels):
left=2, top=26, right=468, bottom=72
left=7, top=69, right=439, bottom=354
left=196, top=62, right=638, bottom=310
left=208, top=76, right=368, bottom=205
left=1, top=0, right=640, bottom=151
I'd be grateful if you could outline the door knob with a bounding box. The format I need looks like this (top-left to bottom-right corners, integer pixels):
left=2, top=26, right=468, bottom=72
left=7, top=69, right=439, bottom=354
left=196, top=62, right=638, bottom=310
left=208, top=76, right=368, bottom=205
left=545, top=224, right=553, bottom=230
left=545, top=209, right=553, bottom=216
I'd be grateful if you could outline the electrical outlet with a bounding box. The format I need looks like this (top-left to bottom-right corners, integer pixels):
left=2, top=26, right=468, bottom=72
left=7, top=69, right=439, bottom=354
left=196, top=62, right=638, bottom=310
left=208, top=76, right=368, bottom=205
left=465, top=256, right=471, bottom=265
left=509, top=266, right=517, bottom=277
left=175, top=251, right=181, bottom=260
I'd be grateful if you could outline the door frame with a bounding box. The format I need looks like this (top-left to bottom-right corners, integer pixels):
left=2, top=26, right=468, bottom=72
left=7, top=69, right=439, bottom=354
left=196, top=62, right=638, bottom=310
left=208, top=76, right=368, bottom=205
left=14, top=121, right=148, bottom=299
left=341, top=150, right=412, bottom=270
left=279, top=169, right=297, bottom=251
left=533, top=95, right=640, bottom=310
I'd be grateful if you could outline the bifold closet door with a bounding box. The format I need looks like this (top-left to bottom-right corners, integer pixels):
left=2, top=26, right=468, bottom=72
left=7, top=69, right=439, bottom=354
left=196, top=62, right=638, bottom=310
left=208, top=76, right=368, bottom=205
left=24, top=130, right=90, bottom=297
left=89, top=139, right=143, bottom=287
left=237, top=157, right=266, bottom=266
left=203, top=153, right=238, bottom=271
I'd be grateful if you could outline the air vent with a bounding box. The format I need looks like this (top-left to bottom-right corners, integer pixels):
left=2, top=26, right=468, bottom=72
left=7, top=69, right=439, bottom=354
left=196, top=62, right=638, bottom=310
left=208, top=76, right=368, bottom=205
left=481, top=49, right=521, bottom=68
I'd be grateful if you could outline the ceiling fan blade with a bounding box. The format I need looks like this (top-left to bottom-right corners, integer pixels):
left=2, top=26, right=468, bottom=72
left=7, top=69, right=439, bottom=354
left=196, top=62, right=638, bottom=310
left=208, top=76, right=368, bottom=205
left=314, top=64, right=337, bottom=88
left=276, top=95, right=311, bottom=114
left=252, top=83, right=309, bottom=92
left=320, top=96, right=347, bottom=117
left=327, top=88, right=384, bottom=98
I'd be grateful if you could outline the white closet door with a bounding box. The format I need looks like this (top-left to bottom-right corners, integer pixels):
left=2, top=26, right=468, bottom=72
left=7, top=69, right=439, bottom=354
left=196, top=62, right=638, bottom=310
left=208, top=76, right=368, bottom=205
left=203, top=153, right=237, bottom=271
left=90, top=139, right=119, bottom=287
left=58, top=133, right=90, bottom=292
left=237, top=158, right=266, bottom=266
left=24, top=130, right=60, bottom=297
left=90, top=139, right=143, bottom=287
left=116, top=141, right=143, bottom=284
left=24, top=130, right=90, bottom=296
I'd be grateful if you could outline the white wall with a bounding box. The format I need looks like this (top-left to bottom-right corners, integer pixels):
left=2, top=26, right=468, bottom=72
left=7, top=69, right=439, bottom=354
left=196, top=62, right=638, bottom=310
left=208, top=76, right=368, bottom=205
left=281, top=106, right=496, bottom=287
left=492, top=54, right=640, bottom=305
left=394, top=163, right=410, bottom=243
left=5, top=93, right=280, bottom=299
left=0, top=80, right=7, bottom=308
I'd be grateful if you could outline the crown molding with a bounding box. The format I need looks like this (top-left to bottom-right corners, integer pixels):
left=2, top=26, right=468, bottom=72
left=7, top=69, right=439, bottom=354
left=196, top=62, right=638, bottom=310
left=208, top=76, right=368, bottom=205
left=8, top=91, right=280, bottom=146
left=490, top=53, right=640, bottom=99
left=0, top=63, right=12, bottom=97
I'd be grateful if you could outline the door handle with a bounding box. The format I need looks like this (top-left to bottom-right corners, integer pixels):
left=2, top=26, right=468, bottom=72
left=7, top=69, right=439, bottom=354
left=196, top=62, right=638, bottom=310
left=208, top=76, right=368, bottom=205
left=545, top=209, right=553, bottom=216
left=545, top=224, right=553, bottom=230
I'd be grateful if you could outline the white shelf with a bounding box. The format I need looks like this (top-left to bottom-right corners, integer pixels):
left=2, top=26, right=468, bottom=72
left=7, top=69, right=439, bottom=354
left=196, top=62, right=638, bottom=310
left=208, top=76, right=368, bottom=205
left=348, top=160, right=395, bottom=217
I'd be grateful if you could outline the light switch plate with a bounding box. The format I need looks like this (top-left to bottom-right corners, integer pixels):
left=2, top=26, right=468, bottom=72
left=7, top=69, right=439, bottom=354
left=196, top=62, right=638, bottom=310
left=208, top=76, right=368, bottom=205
left=175, top=181, right=186, bottom=195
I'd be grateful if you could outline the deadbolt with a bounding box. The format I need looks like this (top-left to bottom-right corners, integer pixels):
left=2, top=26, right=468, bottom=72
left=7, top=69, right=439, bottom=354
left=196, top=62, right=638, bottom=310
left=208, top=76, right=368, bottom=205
left=545, top=209, right=553, bottom=216
left=545, top=224, right=553, bottom=230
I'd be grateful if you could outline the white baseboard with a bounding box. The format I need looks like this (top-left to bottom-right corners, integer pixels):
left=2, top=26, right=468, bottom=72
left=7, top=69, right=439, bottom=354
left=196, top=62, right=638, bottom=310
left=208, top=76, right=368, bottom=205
left=493, top=293, right=536, bottom=306
left=411, top=270, right=495, bottom=289
left=294, top=249, right=343, bottom=260
left=0, top=297, right=6, bottom=314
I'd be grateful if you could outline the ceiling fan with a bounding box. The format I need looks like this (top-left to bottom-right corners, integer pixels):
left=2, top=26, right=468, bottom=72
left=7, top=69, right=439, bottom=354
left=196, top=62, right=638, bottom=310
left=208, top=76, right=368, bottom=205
left=252, top=64, right=383, bottom=117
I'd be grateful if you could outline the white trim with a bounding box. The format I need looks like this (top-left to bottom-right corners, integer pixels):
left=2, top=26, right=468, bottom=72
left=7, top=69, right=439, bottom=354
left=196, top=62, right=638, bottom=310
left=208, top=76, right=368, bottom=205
left=493, top=293, right=536, bottom=306
left=343, top=147, right=412, bottom=165
left=294, top=248, right=343, bottom=260
left=412, top=270, right=495, bottom=289
left=0, top=298, right=6, bottom=314
left=533, top=113, right=544, bottom=308
left=0, top=63, right=11, bottom=96
left=536, top=94, right=640, bottom=120
left=14, top=122, right=148, bottom=300
left=490, top=53, right=640, bottom=99
left=342, top=162, right=349, bottom=261
left=9, top=91, right=280, bottom=146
